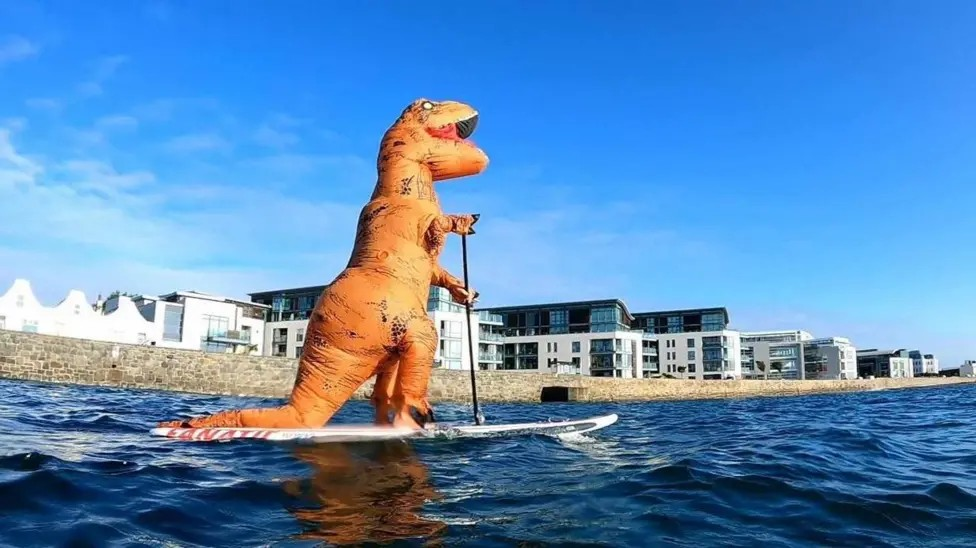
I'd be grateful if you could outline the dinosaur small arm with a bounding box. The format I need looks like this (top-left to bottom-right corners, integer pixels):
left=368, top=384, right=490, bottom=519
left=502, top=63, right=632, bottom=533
left=157, top=98, right=489, bottom=430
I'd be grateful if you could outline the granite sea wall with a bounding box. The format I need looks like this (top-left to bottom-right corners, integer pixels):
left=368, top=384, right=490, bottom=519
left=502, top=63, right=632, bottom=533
left=1, top=329, right=972, bottom=403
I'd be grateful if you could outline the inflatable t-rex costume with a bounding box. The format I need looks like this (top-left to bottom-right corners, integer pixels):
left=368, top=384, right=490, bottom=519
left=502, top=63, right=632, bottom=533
left=158, top=98, right=488, bottom=430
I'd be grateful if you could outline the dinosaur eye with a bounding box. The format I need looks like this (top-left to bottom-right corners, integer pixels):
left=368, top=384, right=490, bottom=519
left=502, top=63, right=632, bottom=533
left=422, top=101, right=433, bottom=110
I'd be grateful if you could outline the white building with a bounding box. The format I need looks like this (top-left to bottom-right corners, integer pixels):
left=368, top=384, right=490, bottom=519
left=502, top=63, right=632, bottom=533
left=923, top=355, right=940, bottom=375
left=960, top=360, right=976, bottom=377
left=740, top=329, right=813, bottom=380
left=889, top=356, right=914, bottom=378
left=0, top=278, right=268, bottom=354
left=654, top=330, right=742, bottom=380
left=132, top=290, right=269, bottom=355
left=802, top=337, right=858, bottom=380
left=0, top=278, right=157, bottom=345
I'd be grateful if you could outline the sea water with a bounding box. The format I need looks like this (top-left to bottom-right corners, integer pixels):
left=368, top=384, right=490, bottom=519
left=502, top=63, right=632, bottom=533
left=1, top=378, right=975, bottom=546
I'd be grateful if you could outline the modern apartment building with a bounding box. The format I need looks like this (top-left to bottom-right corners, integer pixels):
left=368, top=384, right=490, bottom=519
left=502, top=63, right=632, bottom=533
left=802, top=337, right=858, bottom=380
left=428, top=286, right=504, bottom=371
left=739, top=330, right=813, bottom=380
left=483, top=299, right=645, bottom=377
left=909, top=350, right=941, bottom=376
left=131, top=290, right=269, bottom=354
left=631, top=307, right=741, bottom=380
left=857, top=348, right=915, bottom=378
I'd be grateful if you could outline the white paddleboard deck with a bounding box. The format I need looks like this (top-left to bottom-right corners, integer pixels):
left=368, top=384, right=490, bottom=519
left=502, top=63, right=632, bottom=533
left=150, top=413, right=618, bottom=443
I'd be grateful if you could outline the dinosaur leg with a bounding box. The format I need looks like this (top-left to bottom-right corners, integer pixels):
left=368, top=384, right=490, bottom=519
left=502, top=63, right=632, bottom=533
left=390, top=318, right=438, bottom=429
left=158, top=343, right=375, bottom=429
left=370, top=357, right=398, bottom=425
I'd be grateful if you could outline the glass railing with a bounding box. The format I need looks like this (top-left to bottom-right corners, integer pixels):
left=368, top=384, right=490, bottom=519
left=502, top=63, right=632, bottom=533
left=208, top=329, right=252, bottom=343
left=479, top=331, right=504, bottom=341
left=479, top=351, right=502, bottom=361
left=477, top=310, right=503, bottom=324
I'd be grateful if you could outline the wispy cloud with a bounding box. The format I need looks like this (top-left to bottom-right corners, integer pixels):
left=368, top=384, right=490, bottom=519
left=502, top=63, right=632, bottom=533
left=94, top=115, right=139, bottom=131
left=76, top=54, right=129, bottom=97
left=0, top=35, right=39, bottom=65
left=163, top=132, right=231, bottom=153
left=25, top=98, right=62, bottom=112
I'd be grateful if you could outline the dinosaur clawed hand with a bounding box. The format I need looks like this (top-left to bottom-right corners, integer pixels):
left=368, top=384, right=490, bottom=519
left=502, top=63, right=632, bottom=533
left=449, top=285, right=479, bottom=306
left=448, top=213, right=480, bottom=235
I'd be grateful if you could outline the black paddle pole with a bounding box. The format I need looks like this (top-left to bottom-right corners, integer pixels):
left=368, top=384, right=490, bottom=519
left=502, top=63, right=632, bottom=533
left=461, top=233, right=485, bottom=425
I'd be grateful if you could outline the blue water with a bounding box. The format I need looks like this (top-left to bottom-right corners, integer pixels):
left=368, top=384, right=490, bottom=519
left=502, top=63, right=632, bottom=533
left=2, top=379, right=976, bottom=547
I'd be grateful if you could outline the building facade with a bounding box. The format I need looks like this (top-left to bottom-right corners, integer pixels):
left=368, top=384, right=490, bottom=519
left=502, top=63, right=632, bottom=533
left=802, top=337, right=858, bottom=380
left=739, top=330, right=813, bottom=380
left=909, top=350, right=941, bottom=376
left=0, top=278, right=268, bottom=354
left=857, top=349, right=915, bottom=379
left=484, top=299, right=644, bottom=377
left=631, top=307, right=741, bottom=380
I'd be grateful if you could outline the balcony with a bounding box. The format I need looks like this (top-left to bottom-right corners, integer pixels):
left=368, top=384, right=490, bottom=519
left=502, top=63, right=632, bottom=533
left=208, top=329, right=252, bottom=344
left=479, top=331, right=504, bottom=342
left=479, top=351, right=502, bottom=362
left=477, top=310, right=503, bottom=325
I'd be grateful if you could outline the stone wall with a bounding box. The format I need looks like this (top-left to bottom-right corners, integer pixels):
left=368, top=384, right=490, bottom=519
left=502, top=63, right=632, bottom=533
left=1, top=329, right=972, bottom=403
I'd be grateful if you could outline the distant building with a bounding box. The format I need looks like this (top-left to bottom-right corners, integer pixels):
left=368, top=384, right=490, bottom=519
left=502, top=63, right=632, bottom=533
left=803, top=337, right=858, bottom=380
left=908, top=351, right=940, bottom=375
left=484, top=299, right=643, bottom=377
left=857, top=348, right=914, bottom=378
left=133, top=291, right=268, bottom=355
left=0, top=278, right=268, bottom=354
left=960, top=360, right=976, bottom=377
left=631, top=307, right=741, bottom=380
left=739, top=330, right=813, bottom=380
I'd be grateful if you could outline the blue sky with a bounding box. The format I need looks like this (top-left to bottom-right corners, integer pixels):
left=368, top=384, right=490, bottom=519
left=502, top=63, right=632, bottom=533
left=0, top=1, right=973, bottom=365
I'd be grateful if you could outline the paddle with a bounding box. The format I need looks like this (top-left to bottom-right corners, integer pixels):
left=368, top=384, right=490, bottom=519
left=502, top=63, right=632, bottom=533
left=461, top=233, right=486, bottom=425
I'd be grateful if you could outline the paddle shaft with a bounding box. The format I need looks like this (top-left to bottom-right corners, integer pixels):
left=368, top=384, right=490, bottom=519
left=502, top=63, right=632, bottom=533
left=461, top=233, right=485, bottom=425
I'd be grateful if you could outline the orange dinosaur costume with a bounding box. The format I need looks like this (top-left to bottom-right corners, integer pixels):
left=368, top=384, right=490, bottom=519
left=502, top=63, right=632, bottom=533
left=158, top=98, right=488, bottom=430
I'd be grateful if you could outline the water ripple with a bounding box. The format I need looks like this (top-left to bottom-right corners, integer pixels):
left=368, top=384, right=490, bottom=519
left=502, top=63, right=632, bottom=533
left=2, top=379, right=976, bottom=546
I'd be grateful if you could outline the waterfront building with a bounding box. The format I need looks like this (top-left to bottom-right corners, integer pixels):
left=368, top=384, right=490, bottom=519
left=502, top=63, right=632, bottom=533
left=738, top=330, right=813, bottom=380
left=631, top=307, right=741, bottom=380
left=482, top=299, right=644, bottom=377
left=0, top=278, right=268, bottom=354
left=960, top=360, right=976, bottom=377
left=909, top=350, right=941, bottom=376
left=856, top=348, right=915, bottom=378
left=802, top=337, right=858, bottom=380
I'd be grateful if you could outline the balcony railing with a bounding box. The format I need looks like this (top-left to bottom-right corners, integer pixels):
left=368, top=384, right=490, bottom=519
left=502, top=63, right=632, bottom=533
left=477, top=310, right=503, bottom=324
left=208, top=329, right=252, bottom=344
left=479, top=331, right=504, bottom=342
left=479, top=351, right=502, bottom=362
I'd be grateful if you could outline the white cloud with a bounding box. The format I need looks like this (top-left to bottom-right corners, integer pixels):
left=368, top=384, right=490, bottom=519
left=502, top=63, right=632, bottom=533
left=95, top=115, right=139, bottom=130
left=0, top=122, right=361, bottom=303
left=253, top=124, right=299, bottom=148
left=25, top=98, right=62, bottom=112
left=163, top=132, right=231, bottom=153
left=0, top=35, right=39, bottom=65
left=76, top=55, right=129, bottom=97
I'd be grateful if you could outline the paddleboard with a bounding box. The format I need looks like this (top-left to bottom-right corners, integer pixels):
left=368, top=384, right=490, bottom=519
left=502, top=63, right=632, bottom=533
left=149, top=413, right=618, bottom=443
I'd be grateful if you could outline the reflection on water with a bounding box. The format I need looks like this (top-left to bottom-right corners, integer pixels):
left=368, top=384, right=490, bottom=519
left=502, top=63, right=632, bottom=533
left=281, top=441, right=445, bottom=545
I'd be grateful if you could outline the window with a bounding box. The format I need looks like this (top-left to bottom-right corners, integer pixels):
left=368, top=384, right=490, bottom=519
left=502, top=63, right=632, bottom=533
left=688, top=350, right=696, bottom=360
left=295, top=347, right=304, bottom=358
left=572, top=341, right=581, bottom=353
left=296, top=328, right=305, bottom=342
left=687, top=338, right=695, bottom=347
left=163, top=304, right=183, bottom=341
left=22, top=319, right=38, bottom=333
left=15, top=295, right=24, bottom=308
left=74, top=304, right=81, bottom=315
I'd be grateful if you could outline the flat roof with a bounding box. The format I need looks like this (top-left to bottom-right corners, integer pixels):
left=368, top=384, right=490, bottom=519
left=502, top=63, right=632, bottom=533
left=631, top=306, right=730, bottom=325
left=247, top=285, right=328, bottom=299
left=480, top=298, right=635, bottom=323
left=158, top=290, right=271, bottom=309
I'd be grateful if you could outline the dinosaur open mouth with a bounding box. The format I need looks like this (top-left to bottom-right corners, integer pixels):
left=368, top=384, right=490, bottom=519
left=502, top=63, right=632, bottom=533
left=455, top=114, right=478, bottom=140
left=428, top=114, right=479, bottom=142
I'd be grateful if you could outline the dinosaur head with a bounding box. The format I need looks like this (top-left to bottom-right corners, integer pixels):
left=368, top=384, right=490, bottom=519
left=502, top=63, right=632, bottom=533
left=382, top=98, right=489, bottom=181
